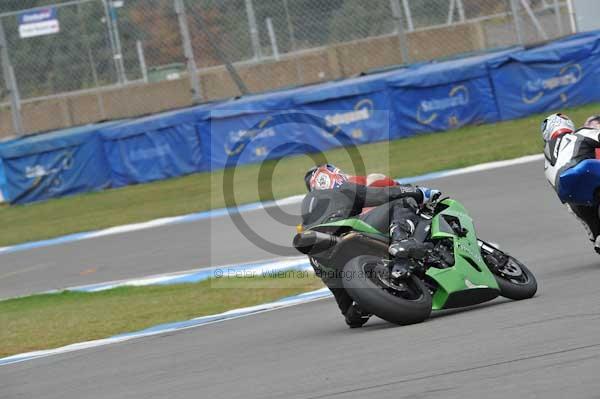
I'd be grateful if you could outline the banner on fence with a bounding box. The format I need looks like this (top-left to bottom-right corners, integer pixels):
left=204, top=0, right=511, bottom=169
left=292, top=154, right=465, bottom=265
left=2, top=33, right=600, bottom=204
left=490, top=35, right=600, bottom=120
left=100, top=108, right=209, bottom=187
left=0, top=125, right=113, bottom=204
left=18, top=7, right=60, bottom=38
left=204, top=77, right=394, bottom=170
left=387, top=48, right=520, bottom=134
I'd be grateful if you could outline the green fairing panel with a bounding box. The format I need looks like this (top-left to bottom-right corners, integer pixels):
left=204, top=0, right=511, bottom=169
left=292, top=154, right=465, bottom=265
left=313, top=218, right=384, bottom=235
left=427, top=199, right=499, bottom=310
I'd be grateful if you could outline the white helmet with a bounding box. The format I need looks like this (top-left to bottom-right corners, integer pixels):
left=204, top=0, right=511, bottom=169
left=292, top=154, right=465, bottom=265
left=584, top=115, right=600, bottom=129
left=541, top=113, right=575, bottom=142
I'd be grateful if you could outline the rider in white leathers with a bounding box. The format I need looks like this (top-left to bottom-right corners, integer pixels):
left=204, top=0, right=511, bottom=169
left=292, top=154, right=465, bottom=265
left=542, top=113, right=600, bottom=253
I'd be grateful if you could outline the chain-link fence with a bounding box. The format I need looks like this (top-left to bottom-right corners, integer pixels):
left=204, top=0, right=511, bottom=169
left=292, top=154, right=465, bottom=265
left=0, top=0, right=575, bottom=139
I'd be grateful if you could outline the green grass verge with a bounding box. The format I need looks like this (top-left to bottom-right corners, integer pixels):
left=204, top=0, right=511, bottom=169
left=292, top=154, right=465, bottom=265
left=1, top=103, right=598, bottom=247
left=0, top=273, right=323, bottom=358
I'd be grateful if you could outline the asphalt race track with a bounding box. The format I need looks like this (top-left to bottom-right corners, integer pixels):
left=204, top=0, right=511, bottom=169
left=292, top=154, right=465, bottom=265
left=3, top=160, right=600, bottom=398
left=0, top=200, right=300, bottom=299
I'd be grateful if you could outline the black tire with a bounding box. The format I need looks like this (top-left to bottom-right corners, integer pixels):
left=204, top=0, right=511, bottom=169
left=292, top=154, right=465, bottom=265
left=342, top=255, right=432, bottom=325
left=493, top=256, right=537, bottom=300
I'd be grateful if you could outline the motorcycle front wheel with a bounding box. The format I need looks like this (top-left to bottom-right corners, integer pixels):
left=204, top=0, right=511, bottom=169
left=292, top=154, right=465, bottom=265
left=342, top=255, right=432, bottom=325
left=480, top=242, right=537, bottom=300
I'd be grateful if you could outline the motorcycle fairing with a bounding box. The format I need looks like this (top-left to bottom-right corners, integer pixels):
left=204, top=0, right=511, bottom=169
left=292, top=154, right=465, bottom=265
left=311, top=218, right=385, bottom=235
left=427, top=199, right=500, bottom=310
left=558, top=159, right=600, bottom=205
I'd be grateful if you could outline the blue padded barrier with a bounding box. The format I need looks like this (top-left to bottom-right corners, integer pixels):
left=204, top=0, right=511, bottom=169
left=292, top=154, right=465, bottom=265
left=489, top=32, right=600, bottom=120
left=3, top=31, right=600, bottom=204
left=0, top=122, right=121, bottom=204
left=99, top=106, right=212, bottom=187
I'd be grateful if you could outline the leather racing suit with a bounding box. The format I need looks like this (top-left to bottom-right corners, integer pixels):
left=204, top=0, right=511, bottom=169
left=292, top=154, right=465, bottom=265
left=300, top=181, right=425, bottom=316
left=544, top=127, right=600, bottom=243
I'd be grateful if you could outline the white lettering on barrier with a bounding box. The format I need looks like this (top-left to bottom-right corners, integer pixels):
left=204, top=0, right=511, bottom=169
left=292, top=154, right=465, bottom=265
left=525, top=73, right=579, bottom=92
left=129, top=144, right=172, bottom=162
left=416, top=85, right=470, bottom=126
left=420, top=92, right=469, bottom=112
left=25, top=165, right=50, bottom=179
left=325, top=108, right=370, bottom=127
left=522, top=64, right=582, bottom=104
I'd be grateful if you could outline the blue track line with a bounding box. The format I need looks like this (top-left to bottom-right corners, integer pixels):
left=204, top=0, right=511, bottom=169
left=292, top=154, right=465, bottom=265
left=0, top=287, right=332, bottom=367
left=0, top=155, right=542, bottom=256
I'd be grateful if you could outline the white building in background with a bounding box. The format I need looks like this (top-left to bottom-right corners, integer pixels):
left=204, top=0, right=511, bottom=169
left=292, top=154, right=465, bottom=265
left=572, top=0, right=600, bottom=32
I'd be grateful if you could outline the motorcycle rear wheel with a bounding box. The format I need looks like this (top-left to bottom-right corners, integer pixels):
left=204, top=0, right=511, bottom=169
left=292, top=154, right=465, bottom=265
left=342, top=255, right=432, bottom=325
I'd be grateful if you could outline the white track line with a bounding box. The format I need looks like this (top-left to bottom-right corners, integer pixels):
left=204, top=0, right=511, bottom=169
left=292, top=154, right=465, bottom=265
left=0, top=153, right=546, bottom=367
left=0, top=154, right=543, bottom=256
left=0, top=288, right=332, bottom=367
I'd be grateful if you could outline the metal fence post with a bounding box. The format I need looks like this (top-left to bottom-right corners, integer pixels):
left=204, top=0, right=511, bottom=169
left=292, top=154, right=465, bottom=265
left=456, top=0, right=465, bottom=22
left=553, top=0, right=564, bottom=36
left=510, top=0, right=525, bottom=45
left=390, top=0, right=410, bottom=63
left=137, top=40, right=148, bottom=83
left=520, top=0, right=548, bottom=40
left=266, top=18, right=280, bottom=61
left=174, top=0, right=202, bottom=103
left=566, top=0, right=578, bottom=33
left=245, top=0, right=262, bottom=60
left=102, top=0, right=124, bottom=84
left=77, top=1, right=106, bottom=120
left=401, top=0, right=414, bottom=32
left=447, top=0, right=456, bottom=25
left=282, top=0, right=303, bottom=85
left=110, top=2, right=127, bottom=82
left=0, top=19, right=24, bottom=136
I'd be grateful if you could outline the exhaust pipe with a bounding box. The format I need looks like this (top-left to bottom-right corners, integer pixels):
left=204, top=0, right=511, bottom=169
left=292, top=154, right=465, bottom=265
left=293, top=231, right=340, bottom=255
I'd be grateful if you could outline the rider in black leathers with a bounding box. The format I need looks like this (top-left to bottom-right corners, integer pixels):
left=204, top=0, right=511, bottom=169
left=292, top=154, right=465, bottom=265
left=301, top=164, right=439, bottom=327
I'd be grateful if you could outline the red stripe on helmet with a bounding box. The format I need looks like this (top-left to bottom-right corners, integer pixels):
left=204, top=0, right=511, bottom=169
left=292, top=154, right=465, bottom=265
left=550, top=128, right=574, bottom=140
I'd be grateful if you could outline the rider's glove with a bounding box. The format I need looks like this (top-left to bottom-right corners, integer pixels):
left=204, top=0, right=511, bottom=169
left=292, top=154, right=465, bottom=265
left=418, top=187, right=441, bottom=204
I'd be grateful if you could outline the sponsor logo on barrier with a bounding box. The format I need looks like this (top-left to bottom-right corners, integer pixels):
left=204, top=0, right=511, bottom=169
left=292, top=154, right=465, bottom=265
left=521, top=63, right=582, bottom=104
left=223, top=101, right=374, bottom=156
left=218, top=111, right=373, bottom=257
left=25, top=151, right=73, bottom=193
left=129, top=144, right=171, bottom=161
left=25, top=154, right=73, bottom=179
left=224, top=117, right=275, bottom=156
left=351, top=128, right=363, bottom=139
left=325, top=99, right=373, bottom=127
left=325, top=108, right=369, bottom=126
left=416, top=85, right=469, bottom=127
left=25, top=165, right=51, bottom=179
left=325, top=99, right=374, bottom=137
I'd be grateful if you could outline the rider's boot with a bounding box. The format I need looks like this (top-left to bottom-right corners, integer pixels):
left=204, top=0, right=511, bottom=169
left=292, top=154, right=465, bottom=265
left=388, top=220, right=430, bottom=260
left=344, top=302, right=371, bottom=328
left=388, top=219, right=431, bottom=279
left=388, top=238, right=430, bottom=260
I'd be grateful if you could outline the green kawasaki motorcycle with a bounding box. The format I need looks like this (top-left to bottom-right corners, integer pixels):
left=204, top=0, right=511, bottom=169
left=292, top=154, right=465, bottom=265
left=293, top=197, right=537, bottom=325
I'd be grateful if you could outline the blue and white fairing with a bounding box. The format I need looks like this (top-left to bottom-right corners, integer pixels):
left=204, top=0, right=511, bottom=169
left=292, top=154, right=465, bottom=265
left=558, top=159, right=600, bottom=205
